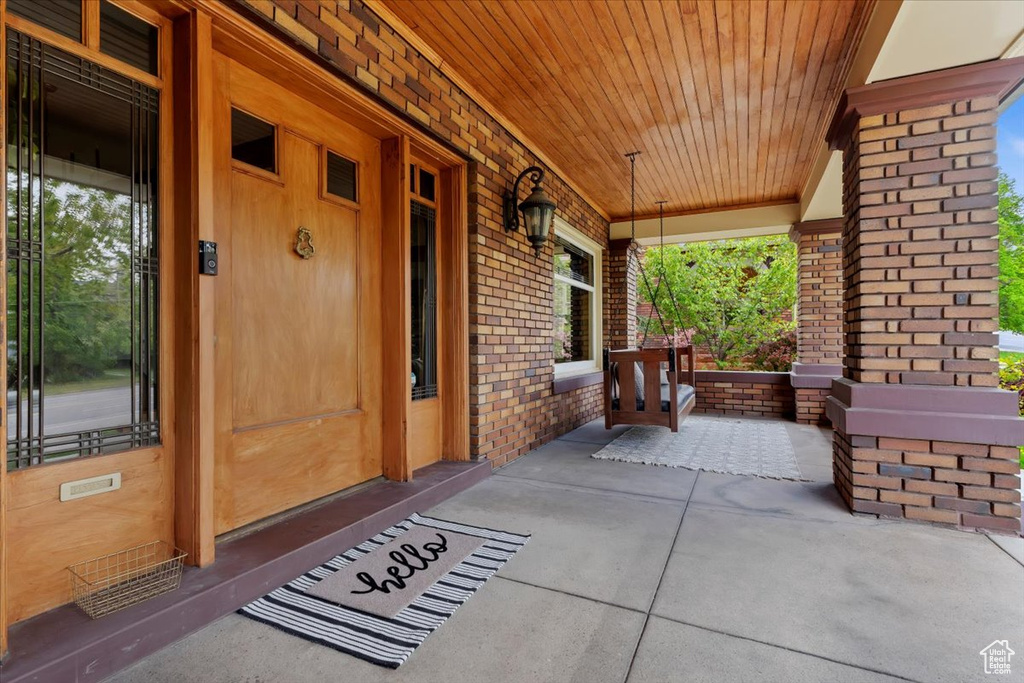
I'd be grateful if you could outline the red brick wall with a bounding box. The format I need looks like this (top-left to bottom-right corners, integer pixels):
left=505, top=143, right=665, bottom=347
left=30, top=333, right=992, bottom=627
left=834, top=435, right=1021, bottom=533
left=607, top=239, right=638, bottom=350
left=693, top=372, right=795, bottom=419
left=239, top=0, right=611, bottom=465
left=794, top=230, right=843, bottom=364
left=794, top=387, right=830, bottom=425
left=828, top=69, right=1020, bottom=534
left=840, top=100, right=1000, bottom=388
left=550, top=384, right=604, bottom=437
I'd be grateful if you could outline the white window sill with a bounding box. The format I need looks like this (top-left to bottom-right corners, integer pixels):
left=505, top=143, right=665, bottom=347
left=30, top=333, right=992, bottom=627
left=553, top=362, right=601, bottom=380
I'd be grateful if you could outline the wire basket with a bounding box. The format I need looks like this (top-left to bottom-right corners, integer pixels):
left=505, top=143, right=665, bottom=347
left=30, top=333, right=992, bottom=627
left=68, top=541, right=187, bottom=619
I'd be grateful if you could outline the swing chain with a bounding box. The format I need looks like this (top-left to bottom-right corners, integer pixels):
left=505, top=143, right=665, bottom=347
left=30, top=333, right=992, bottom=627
left=621, top=153, right=686, bottom=349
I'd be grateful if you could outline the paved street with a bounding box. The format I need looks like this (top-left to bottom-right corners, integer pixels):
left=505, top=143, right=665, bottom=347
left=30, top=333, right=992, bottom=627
left=7, top=386, right=134, bottom=439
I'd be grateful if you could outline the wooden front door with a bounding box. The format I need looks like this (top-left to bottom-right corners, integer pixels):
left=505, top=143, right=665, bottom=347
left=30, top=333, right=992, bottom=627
left=212, top=55, right=382, bottom=534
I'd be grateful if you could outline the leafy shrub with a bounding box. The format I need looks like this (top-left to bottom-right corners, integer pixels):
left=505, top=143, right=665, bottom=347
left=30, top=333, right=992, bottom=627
left=749, top=330, right=797, bottom=372
left=999, top=358, right=1024, bottom=415
left=999, top=358, right=1024, bottom=467
left=641, top=236, right=797, bottom=369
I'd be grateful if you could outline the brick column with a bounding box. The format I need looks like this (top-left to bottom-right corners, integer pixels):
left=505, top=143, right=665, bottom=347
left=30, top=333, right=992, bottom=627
left=789, top=219, right=844, bottom=424
left=606, top=238, right=638, bottom=350
left=825, top=58, right=1024, bottom=534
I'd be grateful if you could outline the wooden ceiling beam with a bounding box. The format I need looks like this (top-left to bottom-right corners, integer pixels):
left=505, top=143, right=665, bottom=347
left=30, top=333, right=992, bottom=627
left=609, top=198, right=801, bottom=243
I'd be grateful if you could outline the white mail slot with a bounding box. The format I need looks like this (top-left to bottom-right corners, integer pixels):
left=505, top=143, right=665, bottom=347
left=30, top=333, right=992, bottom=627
left=59, top=473, right=122, bottom=502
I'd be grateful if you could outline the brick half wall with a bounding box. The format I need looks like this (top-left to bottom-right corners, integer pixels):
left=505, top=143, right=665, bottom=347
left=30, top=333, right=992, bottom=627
left=794, top=387, right=831, bottom=425
left=693, top=371, right=795, bottom=419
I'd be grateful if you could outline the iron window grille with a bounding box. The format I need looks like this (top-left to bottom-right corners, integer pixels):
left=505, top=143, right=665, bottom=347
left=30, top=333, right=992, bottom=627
left=6, top=29, right=160, bottom=469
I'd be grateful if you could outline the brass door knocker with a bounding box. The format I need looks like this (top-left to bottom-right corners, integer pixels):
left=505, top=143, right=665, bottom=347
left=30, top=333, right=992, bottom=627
left=295, top=227, right=315, bottom=259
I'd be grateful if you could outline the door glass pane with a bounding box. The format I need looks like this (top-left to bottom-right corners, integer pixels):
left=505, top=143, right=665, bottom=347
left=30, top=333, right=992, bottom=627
left=418, top=168, right=435, bottom=202
left=7, top=0, right=82, bottom=42
left=100, top=0, right=159, bottom=76
left=231, top=108, right=276, bottom=173
left=6, top=30, right=159, bottom=469
left=411, top=202, right=437, bottom=400
left=325, top=151, right=356, bottom=202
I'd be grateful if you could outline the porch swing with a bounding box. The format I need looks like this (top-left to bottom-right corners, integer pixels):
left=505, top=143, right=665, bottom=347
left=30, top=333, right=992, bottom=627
left=603, top=152, right=697, bottom=433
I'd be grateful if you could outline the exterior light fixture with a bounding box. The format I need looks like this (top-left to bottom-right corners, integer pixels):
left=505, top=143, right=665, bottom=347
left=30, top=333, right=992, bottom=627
left=503, top=165, right=556, bottom=255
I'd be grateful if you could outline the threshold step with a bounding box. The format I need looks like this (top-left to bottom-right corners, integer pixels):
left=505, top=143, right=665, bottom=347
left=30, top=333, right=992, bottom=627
left=0, top=459, right=491, bottom=683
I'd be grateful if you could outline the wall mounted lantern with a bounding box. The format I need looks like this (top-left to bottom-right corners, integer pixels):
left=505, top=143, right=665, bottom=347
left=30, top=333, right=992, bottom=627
left=503, top=165, right=556, bottom=255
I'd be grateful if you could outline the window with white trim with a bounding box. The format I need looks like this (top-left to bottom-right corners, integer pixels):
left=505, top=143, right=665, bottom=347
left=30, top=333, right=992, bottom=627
left=552, top=219, right=602, bottom=377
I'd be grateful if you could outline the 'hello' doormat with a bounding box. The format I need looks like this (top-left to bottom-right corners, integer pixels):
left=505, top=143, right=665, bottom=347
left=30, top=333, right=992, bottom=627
left=238, top=513, right=530, bottom=668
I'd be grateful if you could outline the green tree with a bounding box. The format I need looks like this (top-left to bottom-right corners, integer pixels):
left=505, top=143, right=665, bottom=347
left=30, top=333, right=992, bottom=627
left=7, top=176, right=134, bottom=386
left=639, top=235, right=797, bottom=369
left=998, top=172, right=1024, bottom=334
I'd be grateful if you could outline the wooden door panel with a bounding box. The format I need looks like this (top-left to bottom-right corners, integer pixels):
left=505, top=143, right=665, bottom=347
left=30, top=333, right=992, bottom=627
left=213, top=56, right=382, bottom=534
left=229, top=412, right=379, bottom=528
left=231, top=133, right=360, bottom=429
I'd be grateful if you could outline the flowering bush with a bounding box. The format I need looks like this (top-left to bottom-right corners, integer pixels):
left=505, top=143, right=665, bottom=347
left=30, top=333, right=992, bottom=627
left=749, top=330, right=797, bottom=372
left=553, top=327, right=573, bottom=362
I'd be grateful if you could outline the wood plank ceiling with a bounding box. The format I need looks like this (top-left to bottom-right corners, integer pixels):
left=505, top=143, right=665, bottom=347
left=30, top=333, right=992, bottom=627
left=379, top=0, right=875, bottom=220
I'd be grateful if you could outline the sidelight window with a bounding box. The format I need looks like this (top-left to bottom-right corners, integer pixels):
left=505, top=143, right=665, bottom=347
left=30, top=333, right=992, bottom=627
left=410, top=164, right=438, bottom=401
left=5, top=30, right=160, bottom=469
left=410, top=201, right=438, bottom=400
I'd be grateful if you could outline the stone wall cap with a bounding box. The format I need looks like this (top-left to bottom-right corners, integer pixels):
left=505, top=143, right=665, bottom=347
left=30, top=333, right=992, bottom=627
left=827, top=395, right=1024, bottom=447
left=830, top=378, right=1019, bottom=415
left=695, top=370, right=791, bottom=385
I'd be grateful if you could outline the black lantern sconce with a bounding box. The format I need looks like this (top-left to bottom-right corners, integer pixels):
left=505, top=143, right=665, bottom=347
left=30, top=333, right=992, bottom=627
left=503, top=166, right=557, bottom=255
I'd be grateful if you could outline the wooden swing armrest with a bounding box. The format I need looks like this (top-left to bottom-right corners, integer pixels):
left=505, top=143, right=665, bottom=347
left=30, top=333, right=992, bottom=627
left=675, top=345, right=696, bottom=388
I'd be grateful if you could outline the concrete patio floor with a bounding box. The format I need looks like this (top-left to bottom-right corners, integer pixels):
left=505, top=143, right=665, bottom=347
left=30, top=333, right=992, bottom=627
left=107, top=416, right=1024, bottom=683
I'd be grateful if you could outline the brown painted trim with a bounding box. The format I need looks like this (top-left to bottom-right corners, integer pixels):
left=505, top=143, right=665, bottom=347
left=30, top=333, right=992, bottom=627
left=790, top=363, right=843, bottom=389
left=788, top=218, right=843, bottom=243
left=792, top=362, right=845, bottom=376
left=553, top=371, right=604, bottom=395
left=827, top=56, right=1024, bottom=150
left=608, top=238, right=635, bottom=252
left=694, top=370, right=791, bottom=386
left=790, top=375, right=837, bottom=389
left=830, top=378, right=1019, bottom=414
left=827, top=378, right=1024, bottom=446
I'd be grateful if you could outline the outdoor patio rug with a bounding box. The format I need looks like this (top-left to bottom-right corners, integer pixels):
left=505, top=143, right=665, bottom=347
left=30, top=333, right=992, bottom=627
left=591, top=415, right=806, bottom=480
left=238, top=513, right=530, bottom=668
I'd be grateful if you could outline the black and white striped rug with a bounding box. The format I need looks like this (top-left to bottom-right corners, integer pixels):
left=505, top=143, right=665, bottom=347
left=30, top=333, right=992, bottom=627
left=238, top=512, right=530, bottom=668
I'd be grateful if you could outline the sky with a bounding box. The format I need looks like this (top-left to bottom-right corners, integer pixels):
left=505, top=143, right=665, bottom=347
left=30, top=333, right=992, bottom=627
left=997, top=95, right=1024, bottom=191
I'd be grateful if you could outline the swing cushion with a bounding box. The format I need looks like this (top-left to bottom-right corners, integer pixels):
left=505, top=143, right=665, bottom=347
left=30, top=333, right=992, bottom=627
left=608, top=362, right=645, bottom=406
